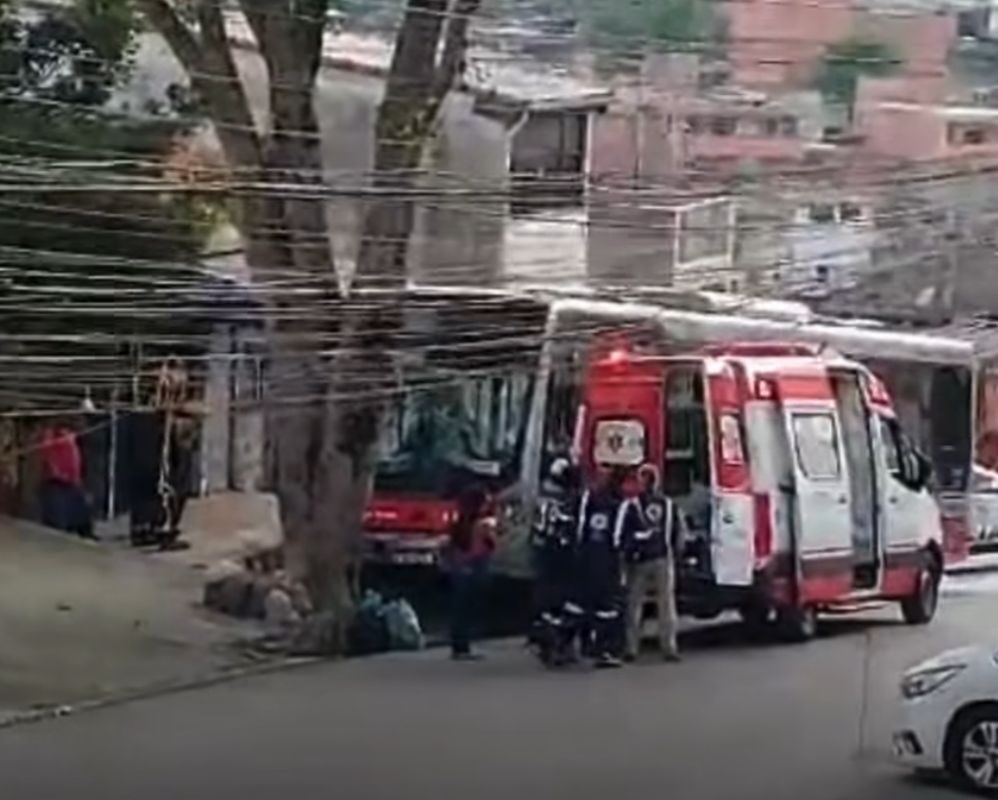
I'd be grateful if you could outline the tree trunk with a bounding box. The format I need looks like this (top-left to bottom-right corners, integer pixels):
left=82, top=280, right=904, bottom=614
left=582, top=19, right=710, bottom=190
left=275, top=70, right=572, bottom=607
left=311, top=0, right=481, bottom=624
left=142, top=0, right=480, bottom=645
left=354, top=0, right=480, bottom=291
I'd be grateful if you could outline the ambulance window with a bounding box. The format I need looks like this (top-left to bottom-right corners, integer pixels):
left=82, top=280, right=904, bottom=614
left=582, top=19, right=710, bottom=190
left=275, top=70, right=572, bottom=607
left=791, top=413, right=841, bottom=480
left=719, top=413, right=744, bottom=464
left=879, top=417, right=902, bottom=476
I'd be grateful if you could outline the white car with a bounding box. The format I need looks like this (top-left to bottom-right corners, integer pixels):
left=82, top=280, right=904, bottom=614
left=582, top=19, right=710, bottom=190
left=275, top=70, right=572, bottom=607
left=972, top=465, right=998, bottom=550
left=894, top=645, right=998, bottom=793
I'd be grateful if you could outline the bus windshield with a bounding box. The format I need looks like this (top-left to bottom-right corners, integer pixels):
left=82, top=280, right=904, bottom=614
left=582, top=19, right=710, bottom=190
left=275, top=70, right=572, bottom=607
left=374, top=370, right=534, bottom=496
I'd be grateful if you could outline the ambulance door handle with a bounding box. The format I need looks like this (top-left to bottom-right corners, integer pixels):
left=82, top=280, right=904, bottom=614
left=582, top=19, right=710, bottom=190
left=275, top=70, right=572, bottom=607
left=837, top=495, right=847, bottom=505
left=888, top=496, right=899, bottom=505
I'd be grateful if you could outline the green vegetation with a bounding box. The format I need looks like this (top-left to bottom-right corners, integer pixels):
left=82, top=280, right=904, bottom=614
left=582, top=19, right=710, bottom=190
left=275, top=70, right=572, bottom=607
left=0, top=0, right=212, bottom=265
left=814, top=36, right=902, bottom=114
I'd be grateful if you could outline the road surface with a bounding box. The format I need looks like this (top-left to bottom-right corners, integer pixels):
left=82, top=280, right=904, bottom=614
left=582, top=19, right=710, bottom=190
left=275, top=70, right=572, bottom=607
left=1, top=571, right=996, bottom=800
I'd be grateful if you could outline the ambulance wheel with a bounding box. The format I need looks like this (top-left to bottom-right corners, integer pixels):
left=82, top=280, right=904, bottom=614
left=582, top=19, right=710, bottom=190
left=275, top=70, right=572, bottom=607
left=901, top=561, right=940, bottom=626
left=738, top=603, right=774, bottom=638
left=777, top=605, right=817, bottom=642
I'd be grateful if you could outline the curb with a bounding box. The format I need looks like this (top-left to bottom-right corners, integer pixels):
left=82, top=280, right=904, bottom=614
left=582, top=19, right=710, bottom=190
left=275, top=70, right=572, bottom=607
left=0, top=636, right=456, bottom=732
left=0, top=654, right=322, bottom=732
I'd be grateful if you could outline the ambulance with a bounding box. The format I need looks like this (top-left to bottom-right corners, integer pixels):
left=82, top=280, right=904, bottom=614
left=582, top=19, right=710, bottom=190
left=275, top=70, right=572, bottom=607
left=575, top=339, right=951, bottom=639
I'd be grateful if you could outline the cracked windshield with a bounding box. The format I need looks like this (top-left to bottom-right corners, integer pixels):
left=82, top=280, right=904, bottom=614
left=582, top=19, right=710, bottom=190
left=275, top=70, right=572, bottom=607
left=3, top=0, right=998, bottom=799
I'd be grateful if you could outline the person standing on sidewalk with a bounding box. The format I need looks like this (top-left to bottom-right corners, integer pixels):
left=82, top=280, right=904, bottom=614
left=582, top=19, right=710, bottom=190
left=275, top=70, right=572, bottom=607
left=445, top=485, right=496, bottom=661
left=624, top=464, right=682, bottom=662
left=39, top=418, right=93, bottom=539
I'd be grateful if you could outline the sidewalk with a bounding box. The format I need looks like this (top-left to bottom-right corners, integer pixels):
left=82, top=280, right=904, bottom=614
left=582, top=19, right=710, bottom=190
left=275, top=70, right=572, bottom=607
left=0, top=514, right=272, bottom=719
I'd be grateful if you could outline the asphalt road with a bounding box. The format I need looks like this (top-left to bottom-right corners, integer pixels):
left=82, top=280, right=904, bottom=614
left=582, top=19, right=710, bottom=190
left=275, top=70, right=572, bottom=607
left=1, top=572, right=997, bottom=800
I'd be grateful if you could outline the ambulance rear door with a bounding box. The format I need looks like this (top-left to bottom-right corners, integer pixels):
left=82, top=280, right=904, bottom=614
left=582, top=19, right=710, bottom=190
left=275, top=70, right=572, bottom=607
left=773, top=370, right=854, bottom=602
left=704, top=359, right=754, bottom=587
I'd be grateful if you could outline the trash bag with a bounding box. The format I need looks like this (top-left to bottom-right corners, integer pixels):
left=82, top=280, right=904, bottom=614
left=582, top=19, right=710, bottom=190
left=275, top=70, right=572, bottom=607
left=384, top=598, right=424, bottom=651
left=348, top=590, right=390, bottom=656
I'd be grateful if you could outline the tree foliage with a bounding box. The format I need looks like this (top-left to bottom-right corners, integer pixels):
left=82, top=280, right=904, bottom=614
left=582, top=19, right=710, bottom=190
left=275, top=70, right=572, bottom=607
left=0, top=0, right=211, bottom=264
left=814, top=36, right=901, bottom=112
left=582, top=0, right=719, bottom=57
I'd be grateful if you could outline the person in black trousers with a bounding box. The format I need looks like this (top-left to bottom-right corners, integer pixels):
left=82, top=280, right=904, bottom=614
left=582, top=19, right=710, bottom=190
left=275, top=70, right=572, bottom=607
left=445, top=485, right=496, bottom=661
left=575, top=466, right=640, bottom=668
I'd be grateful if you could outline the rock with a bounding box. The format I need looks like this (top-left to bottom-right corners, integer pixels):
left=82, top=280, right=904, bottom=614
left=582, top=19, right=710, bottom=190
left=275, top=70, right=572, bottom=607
left=204, top=559, right=244, bottom=584
left=287, top=582, right=313, bottom=617
left=203, top=571, right=254, bottom=618
left=245, top=577, right=273, bottom=620
left=263, top=588, right=300, bottom=632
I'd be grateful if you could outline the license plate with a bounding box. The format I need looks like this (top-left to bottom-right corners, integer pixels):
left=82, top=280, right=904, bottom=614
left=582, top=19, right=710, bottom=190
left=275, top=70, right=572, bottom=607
left=391, top=551, right=436, bottom=566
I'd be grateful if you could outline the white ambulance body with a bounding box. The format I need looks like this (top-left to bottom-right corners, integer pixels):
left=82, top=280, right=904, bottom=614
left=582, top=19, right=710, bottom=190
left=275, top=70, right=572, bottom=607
left=577, top=341, right=947, bottom=638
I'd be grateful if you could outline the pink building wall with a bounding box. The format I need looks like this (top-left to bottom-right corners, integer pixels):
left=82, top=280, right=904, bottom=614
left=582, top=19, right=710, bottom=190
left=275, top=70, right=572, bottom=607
left=726, top=0, right=853, bottom=88
left=858, top=104, right=949, bottom=159
left=726, top=0, right=956, bottom=91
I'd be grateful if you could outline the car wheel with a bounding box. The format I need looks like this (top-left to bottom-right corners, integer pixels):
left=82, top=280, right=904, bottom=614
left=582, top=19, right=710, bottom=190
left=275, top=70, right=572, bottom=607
left=901, top=560, right=940, bottom=625
left=777, top=604, right=817, bottom=642
left=945, top=706, right=998, bottom=795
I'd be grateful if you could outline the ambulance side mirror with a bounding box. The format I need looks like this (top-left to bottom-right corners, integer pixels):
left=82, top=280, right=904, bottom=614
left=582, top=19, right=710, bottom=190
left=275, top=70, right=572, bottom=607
left=914, top=451, right=932, bottom=490
left=904, top=450, right=931, bottom=492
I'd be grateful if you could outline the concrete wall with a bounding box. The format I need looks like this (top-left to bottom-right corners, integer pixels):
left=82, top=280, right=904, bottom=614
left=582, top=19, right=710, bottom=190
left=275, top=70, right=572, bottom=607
left=503, top=208, right=588, bottom=286
left=587, top=184, right=678, bottom=286
left=858, top=104, right=950, bottom=159
left=199, top=326, right=265, bottom=495
left=200, top=329, right=233, bottom=495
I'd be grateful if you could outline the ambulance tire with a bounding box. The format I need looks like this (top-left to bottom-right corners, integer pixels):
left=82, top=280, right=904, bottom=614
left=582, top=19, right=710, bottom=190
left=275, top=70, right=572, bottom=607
left=738, top=603, right=774, bottom=639
left=777, top=604, right=818, bottom=643
left=901, top=558, right=941, bottom=626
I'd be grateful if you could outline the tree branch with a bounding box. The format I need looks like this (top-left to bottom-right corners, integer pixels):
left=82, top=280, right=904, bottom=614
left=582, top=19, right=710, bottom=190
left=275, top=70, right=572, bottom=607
left=195, top=0, right=262, bottom=166
left=137, top=0, right=203, bottom=75
left=294, top=0, right=329, bottom=72
left=431, top=0, right=480, bottom=105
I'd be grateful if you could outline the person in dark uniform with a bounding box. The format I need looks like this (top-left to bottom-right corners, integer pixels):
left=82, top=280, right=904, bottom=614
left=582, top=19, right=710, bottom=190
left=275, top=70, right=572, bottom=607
left=625, top=464, right=682, bottom=662
left=575, top=466, right=641, bottom=668
left=128, top=358, right=201, bottom=550
left=529, top=458, right=583, bottom=666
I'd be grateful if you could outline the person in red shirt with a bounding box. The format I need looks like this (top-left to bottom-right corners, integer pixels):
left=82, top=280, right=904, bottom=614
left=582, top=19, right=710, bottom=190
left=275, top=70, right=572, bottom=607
left=39, top=420, right=92, bottom=539
left=445, top=485, right=496, bottom=661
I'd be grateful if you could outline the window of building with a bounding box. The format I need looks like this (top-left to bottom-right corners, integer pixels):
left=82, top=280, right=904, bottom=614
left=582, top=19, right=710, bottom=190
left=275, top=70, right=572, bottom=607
left=686, top=114, right=706, bottom=134
left=964, top=127, right=986, bottom=145
left=949, top=123, right=991, bottom=146
left=510, top=110, right=587, bottom=216
left=809, top=203, right=836, bottom=224
left=677, top=200, right=732, bottom=265
left=762, top=117, right=780, bottom=137
left=839, top=202, right=864, bottom=222
left=710, top=115, right=737, bottom=136
left=780, top=116, right=799, bottom=136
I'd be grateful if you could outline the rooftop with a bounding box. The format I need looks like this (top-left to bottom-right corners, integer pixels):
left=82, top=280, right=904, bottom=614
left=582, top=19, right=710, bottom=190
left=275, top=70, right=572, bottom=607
left=874, top=101, right=998, bottom=122
left=224, top=13, right=612, bottom=112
